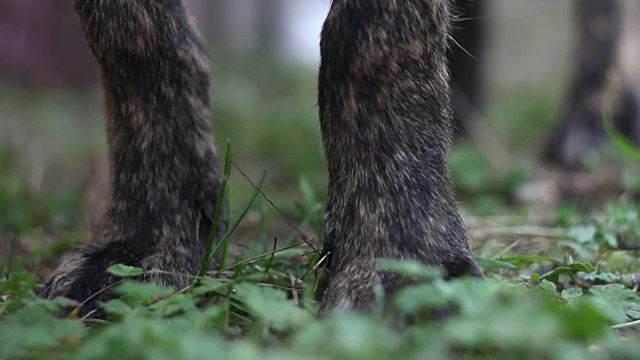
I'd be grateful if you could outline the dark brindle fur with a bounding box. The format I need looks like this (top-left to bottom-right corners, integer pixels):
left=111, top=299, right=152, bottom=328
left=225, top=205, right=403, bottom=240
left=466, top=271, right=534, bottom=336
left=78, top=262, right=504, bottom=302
left=40, top=0, right=225, bottom=316
left=41, top=0, right=480, bottom=316
left=45, top=0, right=635, bottom=316
left=318, top=0, right=481, bottom=311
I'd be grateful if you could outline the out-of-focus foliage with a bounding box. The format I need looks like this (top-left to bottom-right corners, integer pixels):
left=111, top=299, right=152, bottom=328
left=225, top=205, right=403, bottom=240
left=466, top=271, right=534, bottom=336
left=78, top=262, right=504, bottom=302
left=2, top=57, right=640, bottom=359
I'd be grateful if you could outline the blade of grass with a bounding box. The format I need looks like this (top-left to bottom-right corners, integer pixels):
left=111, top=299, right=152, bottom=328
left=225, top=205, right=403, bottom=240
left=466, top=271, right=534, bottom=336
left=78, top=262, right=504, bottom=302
left=265, top=236, right=278, bottom=274
left=214, top=239, right=316, bottom=275
left=219, top=189, right=232, bottom=269
left=476, top=257, right=518, bottom=270
left=208, top=170, right=268, bottom=263
left=260, top=200, right=268, bottom=253
left=194, top=139, right=232, bottom=286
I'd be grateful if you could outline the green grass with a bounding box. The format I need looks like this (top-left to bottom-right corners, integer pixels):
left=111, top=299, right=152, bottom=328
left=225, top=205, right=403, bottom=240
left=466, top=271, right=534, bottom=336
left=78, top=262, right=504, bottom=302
left=1, top=58, right=640, bottom=359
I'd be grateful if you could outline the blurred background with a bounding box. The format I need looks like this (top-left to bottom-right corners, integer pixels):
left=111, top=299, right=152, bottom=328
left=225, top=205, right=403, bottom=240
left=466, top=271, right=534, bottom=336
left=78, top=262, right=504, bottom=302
left=0, top=0, right=629, bottom=270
